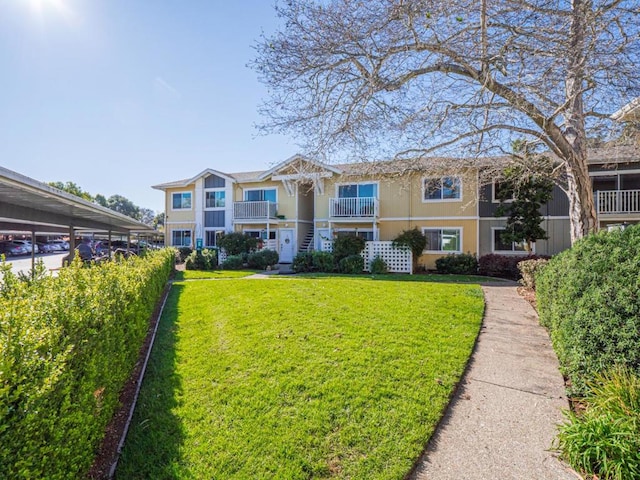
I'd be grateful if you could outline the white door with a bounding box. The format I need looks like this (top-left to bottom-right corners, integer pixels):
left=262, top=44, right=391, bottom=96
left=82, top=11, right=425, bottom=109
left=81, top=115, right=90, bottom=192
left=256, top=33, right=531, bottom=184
left=279, top=228, right=295, bottom=263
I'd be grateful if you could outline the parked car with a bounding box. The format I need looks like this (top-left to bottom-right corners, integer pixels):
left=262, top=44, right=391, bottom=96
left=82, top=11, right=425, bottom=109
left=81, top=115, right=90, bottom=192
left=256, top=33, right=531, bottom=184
left=49, top=239, right=70, bottom=251
left=37, top=242, right=55, bottom=253
left=75, top=243, right=94, bottom=261
left=0, top=241, right=27, bottom=256
left=7, top=240, right=38, bottom=254
left=45, top=241, right=64, bottom=252
left=93, top=241, right=112, bottom=255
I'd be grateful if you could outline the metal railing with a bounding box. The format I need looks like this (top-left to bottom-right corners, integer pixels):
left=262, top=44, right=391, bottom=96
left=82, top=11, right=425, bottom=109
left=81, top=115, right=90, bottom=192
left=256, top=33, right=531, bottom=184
left=597, top=190, right=640, bottom=214
left=233, top=201, right=278, bottom=220
left=329, top=197, right=378, bottom=218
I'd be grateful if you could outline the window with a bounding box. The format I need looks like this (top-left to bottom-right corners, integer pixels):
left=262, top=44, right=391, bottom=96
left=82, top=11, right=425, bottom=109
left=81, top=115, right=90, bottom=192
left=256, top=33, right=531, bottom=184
left=423, top=177, right=461, bottom=201
left=205, top=191, right=225, bottom=208
left=205, top=230, right=224, bottom=247
left=336, top=230, right=374, bottom=241
left=171, top=230, right=192, bottom=247
left=493, top=228, right=527, bottom=252
left=172, top=192, right=192, bottom=210
left=244, top=188, right=277, bottom=202
left=338, top=183, right=378, bottom=198
left=423, top=228, right=461, bottom=252
left=245, top=230, right=277, bottom=240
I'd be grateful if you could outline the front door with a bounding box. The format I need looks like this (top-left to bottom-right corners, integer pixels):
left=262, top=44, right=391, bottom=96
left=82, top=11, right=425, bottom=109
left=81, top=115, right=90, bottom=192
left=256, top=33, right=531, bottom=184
left=279, top=228, right=295, bottom=263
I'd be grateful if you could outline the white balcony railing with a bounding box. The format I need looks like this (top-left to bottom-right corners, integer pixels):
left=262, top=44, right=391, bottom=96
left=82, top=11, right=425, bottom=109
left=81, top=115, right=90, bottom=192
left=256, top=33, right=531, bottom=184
left=329, top=197, right=379, bottom=218
left=597, top=190, right=640, bottom=214
left=233, top=201, right=278, bottom=220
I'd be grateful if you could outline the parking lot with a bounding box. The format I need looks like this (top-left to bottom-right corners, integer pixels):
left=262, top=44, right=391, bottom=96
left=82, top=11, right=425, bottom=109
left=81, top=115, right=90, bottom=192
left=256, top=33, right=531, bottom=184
left=3, top=252, right=67, bottom=276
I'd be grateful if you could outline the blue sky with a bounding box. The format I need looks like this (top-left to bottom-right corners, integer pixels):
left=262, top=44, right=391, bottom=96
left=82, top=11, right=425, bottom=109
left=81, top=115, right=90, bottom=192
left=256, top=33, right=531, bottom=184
left=0, top=0, right=298, bottom=213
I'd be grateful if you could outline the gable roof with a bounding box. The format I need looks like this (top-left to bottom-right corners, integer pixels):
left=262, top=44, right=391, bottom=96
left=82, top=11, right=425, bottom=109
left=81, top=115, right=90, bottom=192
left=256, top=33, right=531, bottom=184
left=257, top=153, right=342, bottom=180
left=611, top=97, right=640, bottom=122
left=152, top=168, right=235, bottom=190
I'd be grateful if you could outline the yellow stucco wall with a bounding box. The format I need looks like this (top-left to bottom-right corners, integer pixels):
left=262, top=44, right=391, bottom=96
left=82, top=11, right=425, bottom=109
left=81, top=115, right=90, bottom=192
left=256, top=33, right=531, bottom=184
left=165, top=186, right=196, bottom=223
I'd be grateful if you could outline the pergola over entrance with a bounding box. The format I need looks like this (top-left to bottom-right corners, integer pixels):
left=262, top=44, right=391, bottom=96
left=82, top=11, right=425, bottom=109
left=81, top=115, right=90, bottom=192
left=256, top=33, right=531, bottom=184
left=0, top=165, right=157, bottom=266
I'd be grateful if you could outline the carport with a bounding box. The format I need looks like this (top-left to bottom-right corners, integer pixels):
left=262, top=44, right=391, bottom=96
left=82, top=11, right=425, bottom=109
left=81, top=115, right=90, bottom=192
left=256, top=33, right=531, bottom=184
left=0, top=166, right=158, bottom=269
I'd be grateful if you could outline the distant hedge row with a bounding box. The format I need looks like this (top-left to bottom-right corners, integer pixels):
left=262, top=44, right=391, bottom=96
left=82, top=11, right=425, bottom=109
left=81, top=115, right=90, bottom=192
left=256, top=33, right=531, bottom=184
left=0, top=248, right=175, bottom=479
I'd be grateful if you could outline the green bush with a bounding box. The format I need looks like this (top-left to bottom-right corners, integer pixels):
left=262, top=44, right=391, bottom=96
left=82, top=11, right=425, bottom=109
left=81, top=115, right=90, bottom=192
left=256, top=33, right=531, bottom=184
left=333, top=234, right=365, bottom=262
left=518, top=258, right=549, bottom=289
left=556, top=367, right=640, bottom=480
left=435, top=253, right=478, bottom=275
left=392, top=228, right=426, bottom=272
left=312, top=251, right=335, bottom=272
left=537, top=225, right=640, bottom=397
left=292, top=252, right=313, bottom=273
left=247, top=249, right=279, bottom=270
left=0, top=249, right=175, bottom=479
left=369, top=255, right=388, bottom=274
left=338, top=254, right=364, bottom=274
left=221, top=254, right=244, bottom=270
left=185, top=249, right=217, bottom=271
left=217, top=232, right=258, bottom=256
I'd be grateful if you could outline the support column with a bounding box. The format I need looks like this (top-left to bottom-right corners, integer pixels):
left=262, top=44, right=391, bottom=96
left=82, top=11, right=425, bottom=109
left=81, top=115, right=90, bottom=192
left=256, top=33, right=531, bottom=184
left=30, top=227, right=36, bottom=275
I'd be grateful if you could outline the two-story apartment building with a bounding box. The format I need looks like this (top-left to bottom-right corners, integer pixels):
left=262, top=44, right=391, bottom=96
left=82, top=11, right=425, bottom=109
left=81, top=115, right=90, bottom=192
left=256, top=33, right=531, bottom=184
left=154, top=146, right=640, bottom=269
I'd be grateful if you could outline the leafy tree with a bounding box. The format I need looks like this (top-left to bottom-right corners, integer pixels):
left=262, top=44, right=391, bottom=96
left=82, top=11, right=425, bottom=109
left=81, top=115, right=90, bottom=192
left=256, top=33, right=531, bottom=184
left=392, top=227, right=427, bottom=272
left=106, top=194, right=141, bottom=220
left=254, top=0, right=640, bottom=243
left=217, top=232, right=259, bottom=256
left=94, top=194, right=108, bottom=207
left=139, top=208, right=155, bottom=226
left=48, top=181, right=94, bottom=202
left=153, top=212, right=165, bottom=229
left=495, top=158, right=555, bottom=252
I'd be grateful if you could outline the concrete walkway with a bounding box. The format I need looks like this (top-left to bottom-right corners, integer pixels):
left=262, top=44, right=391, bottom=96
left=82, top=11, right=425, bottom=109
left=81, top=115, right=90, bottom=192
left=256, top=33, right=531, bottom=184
left=410, top=284, right=579, bottom=480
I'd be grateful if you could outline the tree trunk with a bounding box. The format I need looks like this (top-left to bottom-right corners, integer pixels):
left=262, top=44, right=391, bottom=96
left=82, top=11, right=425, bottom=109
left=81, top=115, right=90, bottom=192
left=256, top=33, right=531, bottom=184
left=565, top=158, right=598, bottom=242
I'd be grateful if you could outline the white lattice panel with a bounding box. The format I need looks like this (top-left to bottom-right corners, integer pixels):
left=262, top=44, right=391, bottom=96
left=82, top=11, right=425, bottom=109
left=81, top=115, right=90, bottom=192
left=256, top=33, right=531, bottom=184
left=321, top=241, right=333, bottom=252
left=362, top=241, right=412, bottom=274
left=218, top=249, right=228, bottom=265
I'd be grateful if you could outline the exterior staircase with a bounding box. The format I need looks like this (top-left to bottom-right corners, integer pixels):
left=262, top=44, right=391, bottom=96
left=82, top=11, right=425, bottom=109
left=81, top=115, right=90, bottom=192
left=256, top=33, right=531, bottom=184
left=299, top=226, right=315, bottom=253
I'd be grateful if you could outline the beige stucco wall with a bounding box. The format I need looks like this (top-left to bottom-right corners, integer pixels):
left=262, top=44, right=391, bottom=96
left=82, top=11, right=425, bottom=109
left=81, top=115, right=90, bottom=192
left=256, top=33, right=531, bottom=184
left=165, top=186, right=196, bottom=223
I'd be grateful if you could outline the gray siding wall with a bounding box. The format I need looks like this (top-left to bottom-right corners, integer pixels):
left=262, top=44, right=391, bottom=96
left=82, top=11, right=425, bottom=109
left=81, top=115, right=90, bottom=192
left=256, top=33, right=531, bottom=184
left=204, top=174, right=225, bottom=188
left=479, top=184, right=569, bottom=217
left=478, top=218, right=571, bottom=257
left=205, top=211, right=225, bottom=228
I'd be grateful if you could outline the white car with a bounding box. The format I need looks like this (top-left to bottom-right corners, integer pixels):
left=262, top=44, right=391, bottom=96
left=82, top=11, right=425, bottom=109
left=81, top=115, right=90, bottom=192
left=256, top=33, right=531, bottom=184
left=9, top=240, right=39, bottom=254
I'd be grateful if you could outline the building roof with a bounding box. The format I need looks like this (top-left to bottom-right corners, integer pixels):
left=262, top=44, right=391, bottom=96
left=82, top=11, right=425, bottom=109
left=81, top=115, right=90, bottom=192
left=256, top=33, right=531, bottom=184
left=611, top=97, right=640, bottom=122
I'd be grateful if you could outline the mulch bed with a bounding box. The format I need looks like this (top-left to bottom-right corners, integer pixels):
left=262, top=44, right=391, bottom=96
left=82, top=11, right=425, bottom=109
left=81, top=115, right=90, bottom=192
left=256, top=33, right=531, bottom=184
left=87, top=281, right=172, bottom=479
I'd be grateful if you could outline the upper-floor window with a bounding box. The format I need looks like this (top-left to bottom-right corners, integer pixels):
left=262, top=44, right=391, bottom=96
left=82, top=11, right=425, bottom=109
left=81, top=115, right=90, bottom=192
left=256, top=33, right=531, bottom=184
left=338, top=183, right=378, bottom=198
left=244, top=188, right=277, bottom=203
left=172, top=192, right=192, bottom=210
left=423, top=177, right=461, bottom=201
left=205, top=191, right=225, bottom=208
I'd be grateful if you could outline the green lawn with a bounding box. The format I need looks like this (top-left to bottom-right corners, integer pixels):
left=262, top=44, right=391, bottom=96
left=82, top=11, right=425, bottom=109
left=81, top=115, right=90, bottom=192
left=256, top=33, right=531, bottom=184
left=116, top=276, right=484, bottom=479
left=173, top=269, right=259, bottom=280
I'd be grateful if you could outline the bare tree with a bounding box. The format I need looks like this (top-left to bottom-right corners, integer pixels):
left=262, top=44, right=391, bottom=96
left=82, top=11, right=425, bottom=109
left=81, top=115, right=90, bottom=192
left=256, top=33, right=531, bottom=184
left=253, top=0, right=640, bottom=242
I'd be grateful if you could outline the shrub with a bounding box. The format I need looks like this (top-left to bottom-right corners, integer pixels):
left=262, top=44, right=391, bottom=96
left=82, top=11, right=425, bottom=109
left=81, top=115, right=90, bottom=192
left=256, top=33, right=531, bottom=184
left=221, top=254, right=244, bottom=270
left=537, top=225, right=640, bottom=397
left=478, top=253, right=547, bottom=280
left=556, top=367, right=640, bottom=480
left=435, top=253, right=478, bottom=275
left=392, top=228, right=426, bottom=272
left=0, top=249, right=175, bottom=479
left=177, top=246, right=193, bottom=262
left=333, top=234, right=365, bottom=262
left=247, top=249, right=279, bottom=270
left=217, top=232, right=259, bottom=256
left=292, top=252, right=314, bottom=273
left=312, top=251, right=335, bottom=272
left=517, top=258, right=549, bottom=289
left=185, top=249, right=217, bottom=271
left=369, top=255, right=388, bottom=274
left=338, top=254, right=364, bottom=274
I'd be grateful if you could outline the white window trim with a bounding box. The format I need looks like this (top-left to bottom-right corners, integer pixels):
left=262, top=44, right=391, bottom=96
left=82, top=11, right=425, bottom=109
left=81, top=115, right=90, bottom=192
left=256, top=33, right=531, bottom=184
left=491, top=227, right=534, bottom=254
left=171, top=191, right=193, bottom=211
left=171, top=229, right=192, bottom=247
left=204, top=188, right=226, bottom=210
left=203, top=228, right=225, bottom=248
left=421, top=227, right=463, bottom=254
left=421, top=176, right=463, bottom=203
left=242, top=187, right=278, bottom=203
left=334, top=181, right=380, bottom=199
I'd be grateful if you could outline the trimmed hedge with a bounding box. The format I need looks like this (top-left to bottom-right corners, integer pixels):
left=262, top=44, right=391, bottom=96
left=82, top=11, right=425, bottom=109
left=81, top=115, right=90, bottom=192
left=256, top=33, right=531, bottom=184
left=537, top=225, right=640, bottom=397
left=436, top=253, right=478, bottom=275
left=338, top=254, right=364, bottom=274
left=478, top=253, right=548, bottom=280
left=0, top=249, right=175, bottom=479
left=247, top=249, right=279, bottom=270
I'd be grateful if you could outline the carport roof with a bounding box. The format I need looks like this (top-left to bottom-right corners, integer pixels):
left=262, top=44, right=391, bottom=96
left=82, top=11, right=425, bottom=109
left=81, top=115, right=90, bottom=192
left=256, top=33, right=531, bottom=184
left=0, top=166, right=156, bottom=234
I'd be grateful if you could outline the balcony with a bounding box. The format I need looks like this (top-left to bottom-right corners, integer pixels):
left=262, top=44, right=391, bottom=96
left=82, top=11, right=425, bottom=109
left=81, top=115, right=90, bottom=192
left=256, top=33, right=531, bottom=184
left=329, top=197, right=379, bottom=218
left=597, top=190, right=640, bottom=215
left=233, top=201, right=278, bottom=220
